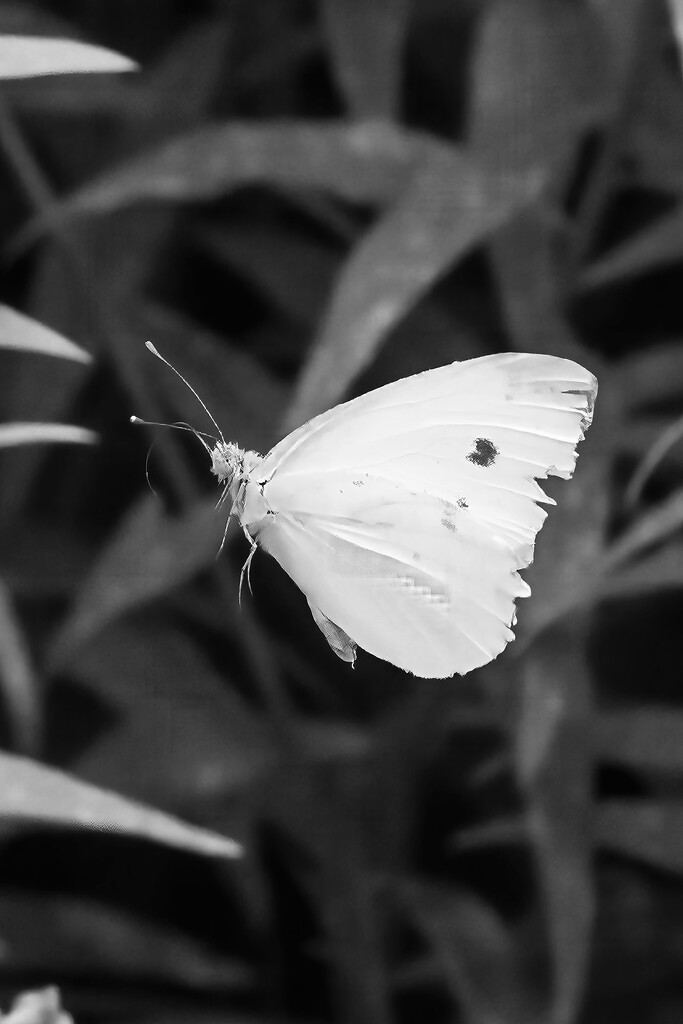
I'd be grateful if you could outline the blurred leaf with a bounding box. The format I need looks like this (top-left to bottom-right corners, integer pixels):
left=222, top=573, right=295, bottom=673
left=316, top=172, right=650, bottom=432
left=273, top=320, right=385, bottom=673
left=490, top=209, right=587, bottom=359
left=588, top=0, right=645, bottom=86
left=606, top=489, right=683, bottom=567
left=140, top=16, right=230, bottom=131
left=626, top=56, right=683, bottom=195
left=0, top=891, right=251, bottom=990
left=598, top=709, right=683, bottom=774
left=0, top=751, right=240, bottom=857
left=597, top=800, right=683, bottom=874
left=71, top=619, right=274, bottom=809
left=321, top=0, right=410, bottom=119
left=545, top=0, right=661, bottom=275
left=197, top=222, right=338, bottom=329
left=469, top=0, right=605, bottom=171
left=0, top=304, right=91, bottom=361
left=620, top=417, right=683, bottom=477
left=397, top=880, right=538, bottom=1024
left=53, top=120, right=449, bottom=219
left=601, top=542, right=683, bottom=597
left=624, top=413, right=683, bottom=508
left=515, top=622, right=595, bottom=1024
left=52, top=496, right=224, bottom=660
left=0, top=423, right=96, bottom=447
left=1, top=987, right=71, bottom=1024
left=581, top=205, right=683, bottom=291
left=339, top=687, right=450, bottom=875
left=3, top=220, right=125, bottom=527
left=667, top=0, right=683, bottom=77
left=0, top=518, right=91, bottom=599
left=0, top=577, right=40, bottom=754
left=613, top=340, right=683, bottom=412
left=0, top=3, right=79, bottom=37
left=284, top=151, right=544, bottom=430
left=0, top=211, right=173, bottom=525
left=0, top=64, right=133, bottom=118
left=0, top=35, right=136, bottom=79
left=452, top=816, right=527, bottom=853
left=0, top=16, right=223, bottom=125
left=265, top=760, right=393, bottom=1024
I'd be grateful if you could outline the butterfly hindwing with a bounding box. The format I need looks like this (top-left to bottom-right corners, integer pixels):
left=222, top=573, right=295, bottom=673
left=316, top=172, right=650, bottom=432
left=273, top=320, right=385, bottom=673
left=248, top=352, right=597, bottom=677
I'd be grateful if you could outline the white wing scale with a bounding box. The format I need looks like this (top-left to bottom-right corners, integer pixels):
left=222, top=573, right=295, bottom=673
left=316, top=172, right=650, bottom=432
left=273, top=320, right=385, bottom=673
left=240, top=352, right=597, bottom=678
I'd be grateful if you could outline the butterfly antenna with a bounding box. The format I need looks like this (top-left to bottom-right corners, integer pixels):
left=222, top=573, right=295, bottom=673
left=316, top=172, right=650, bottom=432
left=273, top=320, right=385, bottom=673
left=143, top=440, right=159, bottom=499
left=130, top=415, right=214, bottom=457
left=144, top=341, right=226, bottom=444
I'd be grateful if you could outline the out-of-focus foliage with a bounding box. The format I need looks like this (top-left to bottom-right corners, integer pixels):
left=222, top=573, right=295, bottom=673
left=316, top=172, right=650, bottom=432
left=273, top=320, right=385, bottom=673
left=2, top=1, right=683, bottom=1022
left=0, top=986, right=72, bottom=1024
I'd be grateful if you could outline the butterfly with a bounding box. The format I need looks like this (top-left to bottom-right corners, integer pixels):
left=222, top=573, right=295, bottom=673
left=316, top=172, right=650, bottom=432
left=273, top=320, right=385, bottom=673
left=134, top=344, right=597, bottom=678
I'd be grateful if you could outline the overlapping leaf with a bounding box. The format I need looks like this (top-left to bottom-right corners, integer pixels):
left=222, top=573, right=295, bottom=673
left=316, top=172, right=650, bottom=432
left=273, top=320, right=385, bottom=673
left=0, top=35, right=136, bottom=79
left=397, top=880, right=537, bottom=1024
left=0, top=303, right=91, bottom=361
left=515, top=624, right=595, bottom=1024
left=321, top=0, right=410, bottom=119
left=469, top=0, right=606, bottom=171
left=0, top=422, right=95, bottom=447
left=284, top=151, right=544, bottom=429
left=598, top=710, right=683, bottom=774
left=53, top=120, right=449, bottom=218
left=52, top=495, right=225, bottom=660
left=597, top=801, right=683, bottom=875
left=70, top=620, right=275, bottom=809
left=0, top=751, right=240, bottom=857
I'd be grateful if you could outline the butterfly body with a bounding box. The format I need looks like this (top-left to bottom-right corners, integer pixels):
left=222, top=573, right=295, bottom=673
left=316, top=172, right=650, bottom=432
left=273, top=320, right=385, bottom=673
left=199, top=351, right=597, bottom=678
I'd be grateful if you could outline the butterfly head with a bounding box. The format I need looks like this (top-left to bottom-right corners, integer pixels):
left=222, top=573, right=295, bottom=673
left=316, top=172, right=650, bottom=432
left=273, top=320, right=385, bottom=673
left=210, top=441, right=264, bottom=530
left=210, top=440, right=243, bottom=486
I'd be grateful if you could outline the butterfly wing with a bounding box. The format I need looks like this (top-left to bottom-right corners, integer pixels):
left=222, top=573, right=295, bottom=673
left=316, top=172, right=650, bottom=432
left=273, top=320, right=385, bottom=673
left=251, top=353, right=597, bottom=677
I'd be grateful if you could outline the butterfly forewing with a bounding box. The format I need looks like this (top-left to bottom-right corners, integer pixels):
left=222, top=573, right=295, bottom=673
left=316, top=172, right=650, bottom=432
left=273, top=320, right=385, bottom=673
left=258, top=353, right=594, bottom=481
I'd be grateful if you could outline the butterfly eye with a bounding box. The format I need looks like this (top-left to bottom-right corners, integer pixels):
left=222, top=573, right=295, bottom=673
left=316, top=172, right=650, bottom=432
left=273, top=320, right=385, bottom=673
left=209, top=442, right=234, bottom=484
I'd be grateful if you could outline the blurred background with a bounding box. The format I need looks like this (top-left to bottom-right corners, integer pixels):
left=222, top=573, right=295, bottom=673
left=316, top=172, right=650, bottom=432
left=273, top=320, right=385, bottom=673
left=1, top=0, right=683, bottom=1022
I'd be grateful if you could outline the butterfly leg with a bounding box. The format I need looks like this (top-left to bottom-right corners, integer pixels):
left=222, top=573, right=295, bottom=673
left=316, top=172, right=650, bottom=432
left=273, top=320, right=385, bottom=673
left=239, top=526, right=258, bottom=605
left=216, top=508, right=233, bottom=558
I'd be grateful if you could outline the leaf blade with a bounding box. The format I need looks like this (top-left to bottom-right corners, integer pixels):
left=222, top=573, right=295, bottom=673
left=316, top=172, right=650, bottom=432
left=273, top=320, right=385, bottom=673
left=0, top=35, right=137, bottom=79
left=0, top=304, right=91, bottom=361
left=52, top=495, right=224, bottom=659
left=55, top=120, right=450, bottom=217
left=597, top=800, right=683, bottom=875
left=284, top=152, right=544, bottom=429
left=0, top=423, right=96, bottom=448
left=0, top=751, right=240, bottom=857
left=321, top=0, right=410, bottom=119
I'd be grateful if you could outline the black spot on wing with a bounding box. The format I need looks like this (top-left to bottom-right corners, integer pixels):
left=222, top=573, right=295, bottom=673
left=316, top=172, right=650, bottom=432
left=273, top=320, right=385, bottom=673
left=457, top=497, right=468, bottom=508
left=466, top=437, right=498, bottom=468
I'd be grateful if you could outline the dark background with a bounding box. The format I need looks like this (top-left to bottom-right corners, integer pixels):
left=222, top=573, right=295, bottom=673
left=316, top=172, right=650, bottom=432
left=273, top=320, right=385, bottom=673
left=0, top=1, right=682, bottom=1022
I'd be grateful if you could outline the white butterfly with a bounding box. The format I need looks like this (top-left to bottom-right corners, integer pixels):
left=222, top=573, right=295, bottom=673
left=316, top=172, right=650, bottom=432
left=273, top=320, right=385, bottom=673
left=136, top=345, right=597, bottom=679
